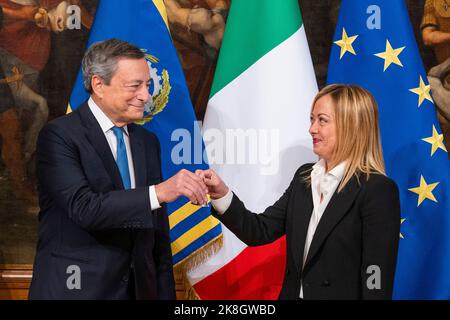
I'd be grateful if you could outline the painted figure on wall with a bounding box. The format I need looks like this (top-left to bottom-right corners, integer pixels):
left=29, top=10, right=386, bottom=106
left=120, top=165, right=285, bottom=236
left=1, top=0, right=71, bottom=163
left=421, top=0, right=450, bottom=153
left=428, top=57, right=450, bottom=124
left=0, top=0, right=93, bottom=205
left=164, top=0, right=230, bottom=119
left=0, top=0, right=95, bottom=266
left=165, top=0, right=228, bottom=52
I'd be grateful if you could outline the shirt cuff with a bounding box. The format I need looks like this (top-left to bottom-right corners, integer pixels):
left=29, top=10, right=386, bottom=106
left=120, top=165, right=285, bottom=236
left=149, top=185, right=161, bottom=211
left=211, top=189, right=233, bottom=215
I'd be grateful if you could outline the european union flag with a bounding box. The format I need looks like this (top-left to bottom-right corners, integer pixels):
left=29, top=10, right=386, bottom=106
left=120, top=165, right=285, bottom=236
left=328, top=0, right=450, bottom=299
left=69, top=0, right=221, bottom=266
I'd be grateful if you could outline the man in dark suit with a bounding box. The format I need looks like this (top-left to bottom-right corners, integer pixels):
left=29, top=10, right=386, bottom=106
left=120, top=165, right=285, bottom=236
left=29, top=39, right=208, bottom=300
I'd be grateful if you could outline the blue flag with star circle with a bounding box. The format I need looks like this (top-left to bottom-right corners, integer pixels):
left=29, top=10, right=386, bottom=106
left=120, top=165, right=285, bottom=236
left=327, top=0, right=450, bottom=299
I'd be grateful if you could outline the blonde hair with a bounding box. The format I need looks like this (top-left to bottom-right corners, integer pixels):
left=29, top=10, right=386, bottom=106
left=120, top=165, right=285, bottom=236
left=306, top=84, right=386, bottom=192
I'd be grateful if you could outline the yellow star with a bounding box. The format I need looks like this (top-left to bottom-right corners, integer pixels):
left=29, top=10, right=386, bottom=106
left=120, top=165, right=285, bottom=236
left=334, top=28, right=358, bottom=59
left=408, top=175, right=439, bottom=207
left=409, top=76, right=433, bottom=107
left=422, top=125, right=448, bottom=156
left=400, top=218, right=406, bottom=239
left=374, top=40, right=406, bottom=71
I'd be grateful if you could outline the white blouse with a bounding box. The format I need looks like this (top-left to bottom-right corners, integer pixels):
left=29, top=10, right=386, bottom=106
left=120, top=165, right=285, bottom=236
left=211, top=159, right=347, bottom=299
left=300, top=159, right=346, bottom=298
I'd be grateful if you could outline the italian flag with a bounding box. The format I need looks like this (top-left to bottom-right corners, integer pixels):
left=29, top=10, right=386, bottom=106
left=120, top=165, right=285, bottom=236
left=187, top=0, right=318, bottom=299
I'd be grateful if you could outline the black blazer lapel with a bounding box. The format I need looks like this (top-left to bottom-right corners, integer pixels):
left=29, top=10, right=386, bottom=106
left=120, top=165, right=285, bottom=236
left=77, top=103, right=124, bottom=190
left=303, top=176, right=361, bottom=270
left=128, top=124, right=147, bottom=188
left=291, top=182, right=313, bottom=273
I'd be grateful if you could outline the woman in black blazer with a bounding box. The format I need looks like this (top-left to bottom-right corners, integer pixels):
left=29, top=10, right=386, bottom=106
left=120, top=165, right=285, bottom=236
left=197, top=84, right=401, bottom=300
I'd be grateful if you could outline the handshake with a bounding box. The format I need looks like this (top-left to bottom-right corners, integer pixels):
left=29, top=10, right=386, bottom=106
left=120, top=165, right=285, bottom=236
left=154, top=169, right=229, bottom=206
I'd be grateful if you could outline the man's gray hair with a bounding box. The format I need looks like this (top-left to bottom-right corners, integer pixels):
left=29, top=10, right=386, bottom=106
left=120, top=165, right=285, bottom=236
left=82, top=39, right=146, bottom=93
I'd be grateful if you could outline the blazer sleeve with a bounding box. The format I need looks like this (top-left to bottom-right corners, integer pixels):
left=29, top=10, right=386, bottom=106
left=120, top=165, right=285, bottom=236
left=153, top=205, right=176, bottom=299
left=213, top=166, right=305, bottom=246
left=37, top=122, right=153, bottom=231
left=360, top=176, right=401, bottom=300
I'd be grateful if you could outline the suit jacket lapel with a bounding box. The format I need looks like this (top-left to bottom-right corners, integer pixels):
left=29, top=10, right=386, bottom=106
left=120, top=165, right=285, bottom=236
left=78, top=103, right=124, bottom=190
left=291, top=180, right=314, bottom=273
left=128, top=124, right=147, bottom=188
left=303, top=176, right=361, bottom=270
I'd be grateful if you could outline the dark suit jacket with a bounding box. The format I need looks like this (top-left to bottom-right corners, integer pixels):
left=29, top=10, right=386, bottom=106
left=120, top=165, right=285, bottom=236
left=29, top=103, right=175, bottom=300
left=214, top=163, right=400, bottom=300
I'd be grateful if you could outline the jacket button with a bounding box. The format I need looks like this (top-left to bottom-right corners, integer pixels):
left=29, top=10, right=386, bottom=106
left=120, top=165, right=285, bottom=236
left=122, top=275, right=128, bottom=282
left=321, top=280, right=330, bottom=287
left=286, top=269, right=290, bottom=275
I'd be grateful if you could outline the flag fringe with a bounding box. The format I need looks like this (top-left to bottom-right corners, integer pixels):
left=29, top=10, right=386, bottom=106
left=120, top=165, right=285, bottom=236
left=185, top=284, right=201, bottom=300
left=173, top=234, right=223, bottom=300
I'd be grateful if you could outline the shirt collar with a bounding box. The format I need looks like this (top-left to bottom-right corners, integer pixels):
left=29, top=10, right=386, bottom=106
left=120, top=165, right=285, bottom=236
left=312, top=159, right=346, bottom=181
left=329, top=161, right=346, bottom=181
left=312, top=159, right=327, bottom=176
left=88, top=97, right=129, bottom=136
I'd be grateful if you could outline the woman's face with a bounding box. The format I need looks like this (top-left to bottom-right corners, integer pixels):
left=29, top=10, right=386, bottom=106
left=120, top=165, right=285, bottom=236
left=309, top=94, right=337, bottom=164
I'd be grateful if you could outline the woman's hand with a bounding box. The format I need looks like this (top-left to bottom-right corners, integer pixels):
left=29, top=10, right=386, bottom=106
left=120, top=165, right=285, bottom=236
left=195, top=169, right=229, bottom=200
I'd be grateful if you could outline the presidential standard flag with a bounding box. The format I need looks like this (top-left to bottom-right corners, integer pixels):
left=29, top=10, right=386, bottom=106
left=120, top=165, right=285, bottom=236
left=69, top=0, right=221, bottom=268
left=187, top=0, right=318, bottom=299
left=327, top=0, right=450, bottom=299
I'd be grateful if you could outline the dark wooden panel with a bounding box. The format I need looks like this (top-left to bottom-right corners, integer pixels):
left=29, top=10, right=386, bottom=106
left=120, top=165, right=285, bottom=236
left=0, top=265, right=188, bottom=300
left=0, top=264, right=33, bottom=300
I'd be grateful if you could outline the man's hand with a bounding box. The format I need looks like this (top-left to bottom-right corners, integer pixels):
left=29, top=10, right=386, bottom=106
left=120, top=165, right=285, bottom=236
left=34, top=8, right=49, bottom=29
left=195, top=169, right=229, bottom=200
left=155, top=169, right=208, bottom=205
left=47, top=1, right=70, bottom=33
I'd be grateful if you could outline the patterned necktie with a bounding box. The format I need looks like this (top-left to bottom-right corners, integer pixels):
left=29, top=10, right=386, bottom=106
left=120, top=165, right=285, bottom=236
left=111, top=126, right=131, bottom=189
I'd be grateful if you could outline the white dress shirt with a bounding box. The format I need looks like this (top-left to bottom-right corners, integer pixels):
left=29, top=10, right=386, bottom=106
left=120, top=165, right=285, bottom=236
left=88, top=97, right=161, bottom=211
left=299, top=159, right=345, bottom=298
left=211, top=159, right=346, bottom=299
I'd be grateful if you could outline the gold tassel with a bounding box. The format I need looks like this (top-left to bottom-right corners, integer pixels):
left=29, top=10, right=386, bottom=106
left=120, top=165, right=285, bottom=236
left=173, top=234, right=223, bottom=300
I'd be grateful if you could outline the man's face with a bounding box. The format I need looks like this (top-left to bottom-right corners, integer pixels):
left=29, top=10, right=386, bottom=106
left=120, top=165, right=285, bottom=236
left=97, top=58, right=151, bottom=125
